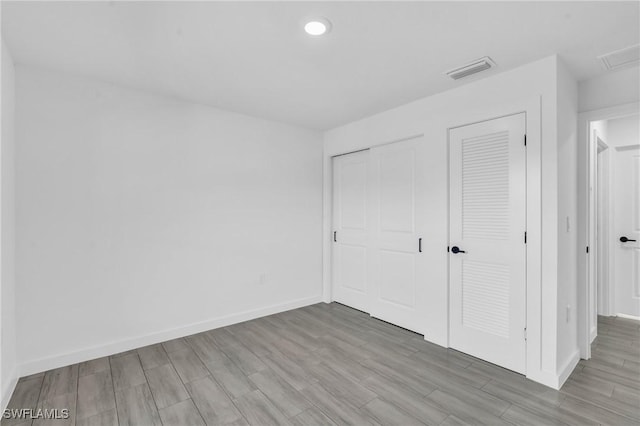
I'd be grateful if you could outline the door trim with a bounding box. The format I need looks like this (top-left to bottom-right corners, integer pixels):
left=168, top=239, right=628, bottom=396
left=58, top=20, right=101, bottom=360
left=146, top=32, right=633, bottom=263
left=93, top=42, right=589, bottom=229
left=446, top=98, right=554, bottom=388
left=595, top=137, right=612, bottom=322
left=445, top=100, right=542, bottom=384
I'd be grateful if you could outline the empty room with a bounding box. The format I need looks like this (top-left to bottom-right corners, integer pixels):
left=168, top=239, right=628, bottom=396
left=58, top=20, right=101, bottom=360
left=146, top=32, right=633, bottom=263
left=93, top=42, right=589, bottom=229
left=1, top=1, right=639, bottom=425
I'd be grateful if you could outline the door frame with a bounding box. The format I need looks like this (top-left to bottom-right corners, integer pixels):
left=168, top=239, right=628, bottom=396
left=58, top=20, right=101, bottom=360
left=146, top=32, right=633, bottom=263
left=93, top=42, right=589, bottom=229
left=595, top=137, right=612, bottom=322
left=444, top=99, right=545, bottom=385
left=577, top=101, right=640, bottom=360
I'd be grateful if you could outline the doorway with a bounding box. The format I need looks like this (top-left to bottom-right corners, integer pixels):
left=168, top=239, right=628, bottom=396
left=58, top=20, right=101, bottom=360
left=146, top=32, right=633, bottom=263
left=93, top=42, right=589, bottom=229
left=579, top=104, right=640, bottom=359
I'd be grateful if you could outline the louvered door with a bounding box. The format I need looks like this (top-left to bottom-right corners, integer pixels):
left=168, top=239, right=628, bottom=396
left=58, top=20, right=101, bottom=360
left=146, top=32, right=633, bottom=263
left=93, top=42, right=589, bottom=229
left=449, top=113, right=526, bottom=374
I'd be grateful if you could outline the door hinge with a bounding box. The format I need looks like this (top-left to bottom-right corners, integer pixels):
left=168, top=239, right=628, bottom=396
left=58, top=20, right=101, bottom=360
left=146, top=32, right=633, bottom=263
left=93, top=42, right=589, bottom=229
left=524, top=231, right=527, bottom=244
left=524, top=134, right=527, bottom=146
left=524, top=327, right=527, bottom=341
left=447, top=246, right=450, bottom=252
left=586, top=246, right=589, bottom=254
left=333, top=231, right=337, bottom=242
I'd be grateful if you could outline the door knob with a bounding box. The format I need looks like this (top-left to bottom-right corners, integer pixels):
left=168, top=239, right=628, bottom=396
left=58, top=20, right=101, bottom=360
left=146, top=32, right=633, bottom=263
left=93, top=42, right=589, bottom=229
left=620, top=236, right=637, bottom=243
left=451, top=246, right=466, bottom=254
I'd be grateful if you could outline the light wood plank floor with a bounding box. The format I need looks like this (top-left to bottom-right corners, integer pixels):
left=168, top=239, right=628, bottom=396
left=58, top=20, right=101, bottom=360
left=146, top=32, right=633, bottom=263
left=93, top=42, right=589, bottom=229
left=4, top=303, right=640, bottom=425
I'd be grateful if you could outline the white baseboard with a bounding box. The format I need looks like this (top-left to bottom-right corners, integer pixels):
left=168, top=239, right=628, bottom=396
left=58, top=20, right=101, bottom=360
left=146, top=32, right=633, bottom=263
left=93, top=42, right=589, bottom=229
left=616, top=313, right=640, bottom=321
left=1, top=367, right=19, bottom=412
left=19, top=295, right=322, bottom=377
left=525, top=349, right=579, bottom=391
left=557, top=349, right=581, bottom=389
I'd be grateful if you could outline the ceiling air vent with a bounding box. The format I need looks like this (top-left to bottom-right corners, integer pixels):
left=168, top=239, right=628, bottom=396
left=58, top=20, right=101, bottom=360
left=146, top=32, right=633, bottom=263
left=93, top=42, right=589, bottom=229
left=598, top=45, right=640, bottom=71
left=445, top=57, right=496, bottom=80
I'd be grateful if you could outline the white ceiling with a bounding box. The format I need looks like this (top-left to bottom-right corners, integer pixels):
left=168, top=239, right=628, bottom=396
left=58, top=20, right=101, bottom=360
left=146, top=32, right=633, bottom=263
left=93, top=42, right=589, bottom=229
left=2, top=1, right=639, bottom=130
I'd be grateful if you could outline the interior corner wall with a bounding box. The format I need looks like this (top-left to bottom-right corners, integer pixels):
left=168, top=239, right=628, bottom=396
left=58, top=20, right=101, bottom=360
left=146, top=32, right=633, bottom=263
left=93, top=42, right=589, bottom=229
left=555, top=57, right=580, bottom=385
left=323, top=55, right=564, bottom=388
left=578, top=66, right=640, bottom=113
left=1, top=38, right=18, bottom=410
left=15, top=65, right=324, bottom=375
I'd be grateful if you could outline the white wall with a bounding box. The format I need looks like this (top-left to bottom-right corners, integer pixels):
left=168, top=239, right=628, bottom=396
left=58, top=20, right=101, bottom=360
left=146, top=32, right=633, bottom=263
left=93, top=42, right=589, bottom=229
left=324, top=56, right=569, bottom=388
left=578, top=66, right=640, bottom=113
left=607, top=114, right=639, bottom=148
left=555, top=58, right=580, bottom=382
left=1, top=39, right=17, bottom=410
left=16, top=65, right=324, bottom=374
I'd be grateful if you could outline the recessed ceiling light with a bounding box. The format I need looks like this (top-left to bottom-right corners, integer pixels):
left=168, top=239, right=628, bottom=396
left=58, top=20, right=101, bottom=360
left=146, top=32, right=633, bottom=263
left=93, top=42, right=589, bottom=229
left=304, top=18, right=331, bottom=36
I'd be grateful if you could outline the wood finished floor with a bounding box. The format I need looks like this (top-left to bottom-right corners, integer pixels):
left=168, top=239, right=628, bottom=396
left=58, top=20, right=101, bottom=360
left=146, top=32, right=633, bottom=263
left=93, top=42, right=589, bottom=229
left=4, top=303, right=640, bottom=426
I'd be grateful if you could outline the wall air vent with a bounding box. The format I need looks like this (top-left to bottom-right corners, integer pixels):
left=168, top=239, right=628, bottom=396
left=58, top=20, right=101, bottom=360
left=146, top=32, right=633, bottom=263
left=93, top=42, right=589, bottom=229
left=598, top=45, right=640, bottom=70
left=445, top=57, right=496, bottom=80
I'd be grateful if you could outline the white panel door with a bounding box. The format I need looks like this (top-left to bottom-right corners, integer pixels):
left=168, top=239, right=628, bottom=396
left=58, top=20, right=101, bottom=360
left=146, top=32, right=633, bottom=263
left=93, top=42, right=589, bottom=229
left=369, top=137, right=427, bottom=334
left=449, top=113, right=527, bottom=374
left=613, top=146, right=640, bottom=317
left=332, top=150, right=371, bottom=312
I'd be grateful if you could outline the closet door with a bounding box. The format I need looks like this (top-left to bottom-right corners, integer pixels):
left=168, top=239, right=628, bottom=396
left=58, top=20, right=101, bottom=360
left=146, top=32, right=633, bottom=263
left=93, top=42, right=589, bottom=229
left=449, top=113, right=527, bottom=373
left=332, top=150, right=371, bottom=312
left=369, top=137, right=428, bottom=334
